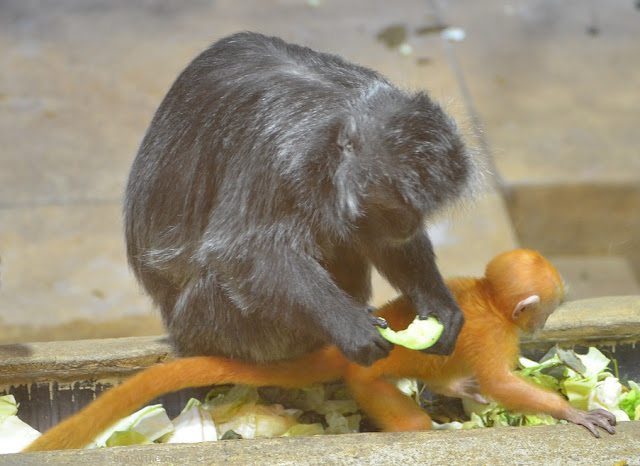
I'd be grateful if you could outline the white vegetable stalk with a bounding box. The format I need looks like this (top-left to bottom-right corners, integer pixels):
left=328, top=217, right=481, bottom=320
left=0, top=395, right=42, bottom=454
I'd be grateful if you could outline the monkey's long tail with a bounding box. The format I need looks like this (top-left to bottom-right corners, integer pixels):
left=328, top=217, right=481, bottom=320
left=22, top=346, right=345, bottom=452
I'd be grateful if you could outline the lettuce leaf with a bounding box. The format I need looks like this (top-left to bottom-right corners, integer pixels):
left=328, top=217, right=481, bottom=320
left=164, top=398, right=218, bottom=444
left=0, top=395, right=18, bottom=420
left=281, top=423, right=324, bottom=436
left=203, top=385, right=260, bottom=423
left=576, top=347, right=612, bottom=379
left=461, top=412, right=486, bottom=429
left=432, top=420, right=464, bottom=430
left=587, top=376, right=630, bottom=422
left=105, top=430, right=153, bottom=447
left=324, top=412, right=361, bottom=434
left=619, top=380, right=640, bottom=419
left=314, top=399, right=359, bottom=416
left=213, top=403, right=298, bottom=439
left=0, top=410, right=42, bottom=454
left=91, top=404, right=174, bottom=448
left=563, top=375, right=598, bottom=411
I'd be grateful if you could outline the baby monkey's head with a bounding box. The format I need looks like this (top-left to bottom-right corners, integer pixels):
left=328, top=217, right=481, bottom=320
left=485, top=249, right=565, bottom=334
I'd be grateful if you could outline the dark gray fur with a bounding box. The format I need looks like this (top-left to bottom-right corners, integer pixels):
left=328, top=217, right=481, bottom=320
left=124, top=32, right=476, bottom=366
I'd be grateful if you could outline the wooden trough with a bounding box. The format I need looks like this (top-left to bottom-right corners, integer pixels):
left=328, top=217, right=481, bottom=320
left=2, top=296, right=639, bottom=464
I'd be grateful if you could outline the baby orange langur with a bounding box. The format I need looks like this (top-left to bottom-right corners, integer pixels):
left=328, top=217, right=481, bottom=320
left=24, top=249, right=615, bottom=451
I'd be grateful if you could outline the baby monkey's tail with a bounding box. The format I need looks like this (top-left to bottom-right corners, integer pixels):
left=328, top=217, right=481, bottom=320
left=23, top=347, right=345, bottom=451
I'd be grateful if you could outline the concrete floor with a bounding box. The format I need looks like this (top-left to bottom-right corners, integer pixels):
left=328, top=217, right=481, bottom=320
left=1, top=0, right=639, bottom=343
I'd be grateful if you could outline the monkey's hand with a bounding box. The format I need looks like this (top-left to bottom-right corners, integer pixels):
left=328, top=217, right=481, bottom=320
left=365, top=231, right=464, bottom=357
left=417, top=303, right=464, bottom=356
left=336, top=313, right=393, bottom=367
left=432, top=377, right=489, bottom=405
left=563, top=408, right=616, bottom=438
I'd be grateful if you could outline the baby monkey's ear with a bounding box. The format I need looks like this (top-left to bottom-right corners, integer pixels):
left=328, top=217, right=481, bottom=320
left=511, top=295, right=540, bottom=321
left=337, top=116, right=358, bottom=153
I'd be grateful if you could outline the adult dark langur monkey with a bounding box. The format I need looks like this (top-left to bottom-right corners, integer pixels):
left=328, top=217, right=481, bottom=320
left=123, top=32, right=483, bottom=366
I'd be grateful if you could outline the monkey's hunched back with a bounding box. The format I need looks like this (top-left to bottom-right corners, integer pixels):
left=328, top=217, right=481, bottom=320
left=124, top=32, right=476, bottom=364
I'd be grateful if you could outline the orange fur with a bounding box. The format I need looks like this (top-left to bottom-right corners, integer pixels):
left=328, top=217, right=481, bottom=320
left=25, top=249, right=610, bottom=452
left=23, top=347, right=346, bottom=451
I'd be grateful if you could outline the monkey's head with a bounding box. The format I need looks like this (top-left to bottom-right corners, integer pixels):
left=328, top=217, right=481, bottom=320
left=336, top=91, right=476, bottom=243
left=380, top=92, right=473, bottom=212
left=485, top=249, right=565, bottom=334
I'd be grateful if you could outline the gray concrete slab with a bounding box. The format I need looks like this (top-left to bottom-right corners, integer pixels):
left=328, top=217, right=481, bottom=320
left=551, top=256, right=640, bottom=301
left=0, top=204, right=145, bottom=323
left=0, top=0, right=469, bottom=206
left=434, top=0, right=640, bottom=284
left=437, top=0, right=640, bottom=184
left=505, top=183, right=640, bottom=282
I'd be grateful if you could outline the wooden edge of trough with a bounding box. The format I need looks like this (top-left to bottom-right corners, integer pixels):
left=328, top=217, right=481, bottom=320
left=521, top=295, right=640, bottom=348
left=0, top=296, right=638, bottom=386
left=5, top=423, right=640, bottom=465
left=0, top=335, right=175, bottom=385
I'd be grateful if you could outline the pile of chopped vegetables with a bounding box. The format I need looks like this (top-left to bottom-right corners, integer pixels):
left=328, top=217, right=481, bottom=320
left=436, top=346, right=640, bottom=431
left=77, top=382, right=366, bottom=449
left=1, top=346, right=638, bottom=453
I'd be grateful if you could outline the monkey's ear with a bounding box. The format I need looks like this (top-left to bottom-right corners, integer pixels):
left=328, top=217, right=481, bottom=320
left=512, top=295, right=540, bottom=320
left=337, top=116, right=357, bottom=152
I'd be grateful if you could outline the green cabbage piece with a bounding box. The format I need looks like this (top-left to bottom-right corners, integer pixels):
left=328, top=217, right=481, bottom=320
left=563, top=375, right=599, bottom=410
left=461, top=412, right=485, bottom=429
left=394, top=378, right=421, bottom=403
left=202, top=383, right=364, bottom=439
left=520, top=414, right=556, bottom=426
left=203, top=385, right=260, bottom=422
left=0, top=395, right=18, bottom=420
left=0, top=395, right=42, bottom=454
left=620, top=380, right=640, bottom=419
left=562, top=348, right=612, bottom=410
left=432, top=420, right=464, bottom=430
left=213, top=403, right=298, bottom=439
left=324, top=412, right=361, bottom=434
left=462, top=397, right=559, bottom=429
left=587, top=376, right=629, bottom=422
left=163, top=398, right=218, bottom=444
left=105, top=430, right=153, bottom=447
left=577, top=347, right=612, bottom=378
left=377, top=316, right=444, bottom=350
left=91, top=404, right=174, bottom=448
left=281, top=423, right=324, bottom=437
left=516, top=347, right=614, bottom=412
left=314, top=399, right=359, bottom=416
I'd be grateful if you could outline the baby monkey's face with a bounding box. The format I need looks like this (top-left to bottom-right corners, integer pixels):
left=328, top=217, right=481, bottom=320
left=519, top=283, right=565, bottom=335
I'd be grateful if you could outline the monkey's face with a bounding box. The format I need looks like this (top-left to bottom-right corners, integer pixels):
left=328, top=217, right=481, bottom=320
left=519, top=300, right=557, bottom=334
left=517, top=286, right=564, bottom=335
left=359, top=186, right=423, bottom=244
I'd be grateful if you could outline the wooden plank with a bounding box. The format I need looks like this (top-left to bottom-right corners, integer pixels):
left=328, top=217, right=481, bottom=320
left=0, top=336, right=173, bottom=385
